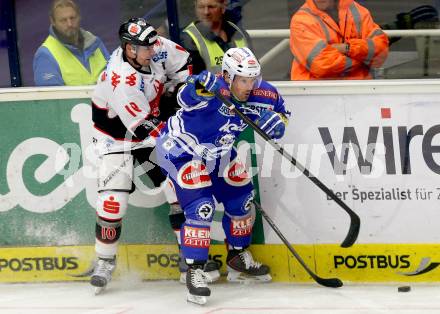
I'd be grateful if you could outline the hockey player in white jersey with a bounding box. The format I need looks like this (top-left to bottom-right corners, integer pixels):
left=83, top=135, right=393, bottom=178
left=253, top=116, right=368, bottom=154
left=156, top=47, right=291, bottom=304
left=89, top=17, right=196, bottom=294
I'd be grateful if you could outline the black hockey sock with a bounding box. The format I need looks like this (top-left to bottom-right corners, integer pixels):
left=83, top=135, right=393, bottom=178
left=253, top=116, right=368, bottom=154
left=187, top=261, right=205, bottom=270
left=98, top=256, right=116, bottom=262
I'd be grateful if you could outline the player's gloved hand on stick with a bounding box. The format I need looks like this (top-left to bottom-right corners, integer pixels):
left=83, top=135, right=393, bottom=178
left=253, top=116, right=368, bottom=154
left=198, top=70, right=219, bottom=93
left=255, top=110, right=289, bottom=140
left=135, top=116, right=165, bottom=139
left=186, top=70, right=220, bottom=101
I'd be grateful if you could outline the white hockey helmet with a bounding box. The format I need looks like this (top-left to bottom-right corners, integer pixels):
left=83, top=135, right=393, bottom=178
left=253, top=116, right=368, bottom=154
left=222, top=47, right=261, bottom=88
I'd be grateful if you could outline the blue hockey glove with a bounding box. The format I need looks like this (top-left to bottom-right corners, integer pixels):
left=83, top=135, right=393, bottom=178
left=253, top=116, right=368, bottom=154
left=198, top=70, right=219, bottom=93
left=255, top=110, right=289, bottom=139
left=186, top=70, right=220, bottom=101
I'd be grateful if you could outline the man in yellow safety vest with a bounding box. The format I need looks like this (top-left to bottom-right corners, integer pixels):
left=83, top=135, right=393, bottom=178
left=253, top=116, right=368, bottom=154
left=182, top=0, right=251, bottom=75
left=33, top=0, right=109, bottom=86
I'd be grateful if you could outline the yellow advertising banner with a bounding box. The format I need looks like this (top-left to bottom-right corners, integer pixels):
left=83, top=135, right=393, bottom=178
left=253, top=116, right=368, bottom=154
left=1, top=244, right=440, bottom=283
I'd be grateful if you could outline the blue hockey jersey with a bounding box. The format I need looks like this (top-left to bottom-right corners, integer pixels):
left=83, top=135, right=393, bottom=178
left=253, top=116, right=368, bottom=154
left=164, top=77, right=290, bottom=160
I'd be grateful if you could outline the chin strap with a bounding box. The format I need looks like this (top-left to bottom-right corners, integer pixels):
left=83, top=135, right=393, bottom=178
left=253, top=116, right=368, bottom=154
left=122, top=46, right=143, bottom=69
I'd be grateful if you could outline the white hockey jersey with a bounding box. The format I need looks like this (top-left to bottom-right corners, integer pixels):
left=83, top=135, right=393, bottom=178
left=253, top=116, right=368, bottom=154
left=92, top=36, right=190, bottom=155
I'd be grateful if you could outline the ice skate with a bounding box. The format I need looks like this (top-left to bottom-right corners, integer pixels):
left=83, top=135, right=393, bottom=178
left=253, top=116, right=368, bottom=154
left=90, top=257, right=116, bottom=295
left=226, top=249, right=272, bottom=283
left=186, top=265, right=211, bottom=305
left=179, top=251, right=220, bottom=284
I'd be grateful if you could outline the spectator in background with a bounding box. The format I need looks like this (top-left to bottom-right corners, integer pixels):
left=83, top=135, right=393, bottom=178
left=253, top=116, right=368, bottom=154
left=181, top=0, right=252, bottom=74
left=33, top=0, right=109, bottom=86
left=381, top=5, right=439, bottom=46
left=224, top=0, right=249, bottom=26
left=289, top=0, right=389, bottom=80
left=382, top=5, right=439, bottom=31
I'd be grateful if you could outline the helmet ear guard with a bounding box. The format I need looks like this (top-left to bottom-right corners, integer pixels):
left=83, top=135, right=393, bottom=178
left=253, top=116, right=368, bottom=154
left=222, top=47, right=261, bottom=88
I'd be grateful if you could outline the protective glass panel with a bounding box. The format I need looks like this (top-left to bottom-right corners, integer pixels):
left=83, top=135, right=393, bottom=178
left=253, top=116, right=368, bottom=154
left=7, top=0, right=440, bottom=85
left=0, top=1, right=11, bottom=87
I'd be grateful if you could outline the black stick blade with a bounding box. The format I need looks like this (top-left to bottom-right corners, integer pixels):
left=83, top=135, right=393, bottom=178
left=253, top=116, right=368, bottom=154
left=340, top=214, right=361, bottom=248
left=255, top=202, right=344, bottom=289
left=316, top=277, right=343, bottom=288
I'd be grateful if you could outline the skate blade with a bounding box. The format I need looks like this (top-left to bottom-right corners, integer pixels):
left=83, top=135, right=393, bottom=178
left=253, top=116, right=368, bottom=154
left=94, top=286, right=105, bottom=295
left=187, top=293, right=207, bottom=305
left=91, top=278, right=108, bottom=295
left=179, top=273, right=186, bottom=284
left=227, top=271, right=272, bottom=283
left=205, top=270, right=220, bottom=283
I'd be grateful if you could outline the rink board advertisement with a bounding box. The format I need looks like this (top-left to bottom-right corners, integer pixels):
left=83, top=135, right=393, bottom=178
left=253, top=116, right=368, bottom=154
left=259, top=90, right=440, bottom=246
left=2, top=243, right=440, bottom=283
left=0, top=98, right=174, bottom=246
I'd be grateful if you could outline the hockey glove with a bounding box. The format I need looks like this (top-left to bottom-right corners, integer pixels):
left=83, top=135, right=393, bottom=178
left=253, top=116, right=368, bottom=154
left=198, top=70, right=219, bottom=93
left=186, top=70, right=220, bottom=101
left=255, top=110, right=289, bottom=140
left=157, top=88, right=181, bottom=121
left=134, top=116, right=165, bottom=140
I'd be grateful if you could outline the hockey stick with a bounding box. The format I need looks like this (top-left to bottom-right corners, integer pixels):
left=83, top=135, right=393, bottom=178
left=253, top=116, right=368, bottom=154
left=254, top=202, right=343, bottom=288
left=215, top=92, right=360, bottom=248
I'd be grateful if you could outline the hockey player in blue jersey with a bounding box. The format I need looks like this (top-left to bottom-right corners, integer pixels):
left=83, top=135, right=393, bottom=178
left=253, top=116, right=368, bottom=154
left=156, top=47, right=290, bottom=304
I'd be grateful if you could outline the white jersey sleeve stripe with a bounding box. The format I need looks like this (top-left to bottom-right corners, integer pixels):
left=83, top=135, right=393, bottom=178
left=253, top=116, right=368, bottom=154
left=259, top=113, right=278, bottom=131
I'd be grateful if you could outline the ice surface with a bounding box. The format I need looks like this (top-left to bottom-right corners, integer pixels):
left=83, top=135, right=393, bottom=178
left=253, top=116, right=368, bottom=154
left=0, top=280, right=439, bottom=314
